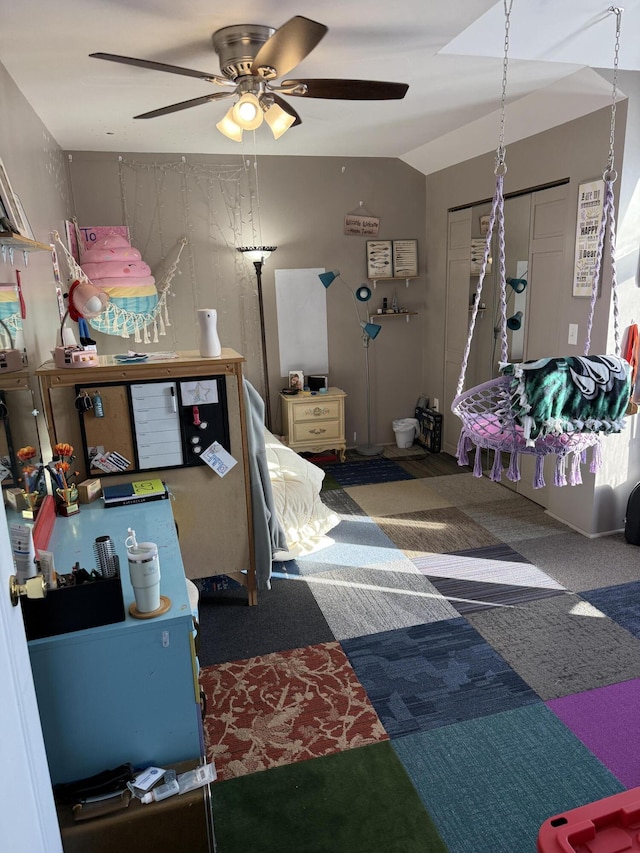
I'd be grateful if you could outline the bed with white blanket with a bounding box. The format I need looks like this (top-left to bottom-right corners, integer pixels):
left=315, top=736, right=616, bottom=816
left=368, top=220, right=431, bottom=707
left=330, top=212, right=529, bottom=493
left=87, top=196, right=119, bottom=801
left=265, top=428, right=340, bottom=563
left=193, top=382, right=340, bottom=597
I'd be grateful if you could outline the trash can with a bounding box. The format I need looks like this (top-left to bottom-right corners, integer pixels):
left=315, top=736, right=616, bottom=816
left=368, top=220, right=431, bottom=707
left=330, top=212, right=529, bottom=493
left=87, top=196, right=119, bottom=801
left=392, top=418, right=419, bottom=449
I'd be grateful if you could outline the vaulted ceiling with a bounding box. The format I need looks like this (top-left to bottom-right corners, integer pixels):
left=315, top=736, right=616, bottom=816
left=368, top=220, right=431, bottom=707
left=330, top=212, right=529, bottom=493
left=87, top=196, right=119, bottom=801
left=1, top=0, right=638, bottom=174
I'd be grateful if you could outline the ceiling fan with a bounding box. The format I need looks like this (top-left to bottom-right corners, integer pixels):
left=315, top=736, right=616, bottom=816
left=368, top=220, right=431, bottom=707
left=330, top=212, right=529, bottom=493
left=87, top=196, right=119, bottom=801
left=90, top=15, right=409, bottom=141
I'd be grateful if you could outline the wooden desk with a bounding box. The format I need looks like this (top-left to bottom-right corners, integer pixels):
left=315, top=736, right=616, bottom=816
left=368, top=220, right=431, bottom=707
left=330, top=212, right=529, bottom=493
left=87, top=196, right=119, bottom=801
left=36, top=350, right=257, bottom=604
left=27, top=500, right=202, bottom=785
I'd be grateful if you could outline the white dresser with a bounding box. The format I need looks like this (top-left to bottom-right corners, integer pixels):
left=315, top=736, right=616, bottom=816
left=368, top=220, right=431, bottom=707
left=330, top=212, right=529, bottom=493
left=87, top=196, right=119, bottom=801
left=280, top=387, right=346, bottom=461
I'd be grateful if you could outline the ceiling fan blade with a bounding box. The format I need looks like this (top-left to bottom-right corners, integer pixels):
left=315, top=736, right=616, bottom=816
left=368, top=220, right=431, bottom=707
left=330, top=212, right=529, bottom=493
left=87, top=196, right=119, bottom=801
left=279, top=79, right=409, bottom=100
left=251, top=16, right=328, bottom=79
left=134, top=92, right=233, bottom=119
left=270, top=94, right=302, bottom=127
left=90, top=53, right=233, bottom=86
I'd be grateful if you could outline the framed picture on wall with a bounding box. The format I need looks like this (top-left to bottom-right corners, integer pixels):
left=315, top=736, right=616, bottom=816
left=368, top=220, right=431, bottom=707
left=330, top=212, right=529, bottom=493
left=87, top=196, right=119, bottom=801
left=0, top=157, right=28, bottom=236
left=392, top=239, right=418, bottom=277
left=366, top=240, right=392, bottom=278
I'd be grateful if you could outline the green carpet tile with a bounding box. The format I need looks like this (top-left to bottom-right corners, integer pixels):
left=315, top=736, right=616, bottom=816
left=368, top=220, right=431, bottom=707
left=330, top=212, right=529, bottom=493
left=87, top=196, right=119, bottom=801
left=212, top=741, right=448, bottom=853
left=393, top=704, right=625, bottom=853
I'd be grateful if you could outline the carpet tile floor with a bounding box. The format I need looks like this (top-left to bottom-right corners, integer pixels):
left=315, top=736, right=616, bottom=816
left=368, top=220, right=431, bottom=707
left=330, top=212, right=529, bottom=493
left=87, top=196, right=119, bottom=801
left=199, top=449, right=640, bottom=852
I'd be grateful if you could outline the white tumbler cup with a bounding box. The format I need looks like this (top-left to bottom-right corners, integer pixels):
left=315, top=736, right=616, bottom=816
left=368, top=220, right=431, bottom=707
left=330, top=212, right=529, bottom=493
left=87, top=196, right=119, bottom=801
left=126, top=541, right=161, bottom=613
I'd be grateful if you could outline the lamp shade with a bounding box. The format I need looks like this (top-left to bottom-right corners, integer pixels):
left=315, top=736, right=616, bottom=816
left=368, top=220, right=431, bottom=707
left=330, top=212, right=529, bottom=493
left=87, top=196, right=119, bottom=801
left=216, top=107, right=243, bottom=142
left=507, top=277, right=527, bottom=293
left=361, top=321, right=382, bottom=340
left=264, top=102, right=296, bottom=139
left=319, top=270, right=339, bottom=288
left=355, top=285, right=372, bottom=302
left=237, top=246, right=277, bottom=264
left=507, top=311, right=523, bottom=331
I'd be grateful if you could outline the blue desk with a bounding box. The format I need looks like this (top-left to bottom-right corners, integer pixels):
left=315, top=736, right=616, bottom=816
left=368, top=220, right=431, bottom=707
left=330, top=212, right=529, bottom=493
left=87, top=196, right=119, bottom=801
left=28, top=500, right=203, bottom=785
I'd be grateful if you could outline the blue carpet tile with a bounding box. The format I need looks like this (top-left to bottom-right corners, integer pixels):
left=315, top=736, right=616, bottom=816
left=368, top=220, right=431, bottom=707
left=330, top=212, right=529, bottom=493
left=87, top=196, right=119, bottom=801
left=322, top=458, right=415, bottom=487
left=342, top=617, right=540, bottom=738
left=318, top=488, right=368, bottom=517
left=581, top=580, right=640, bottom=637
left=424, top=576, right=568, bottom=614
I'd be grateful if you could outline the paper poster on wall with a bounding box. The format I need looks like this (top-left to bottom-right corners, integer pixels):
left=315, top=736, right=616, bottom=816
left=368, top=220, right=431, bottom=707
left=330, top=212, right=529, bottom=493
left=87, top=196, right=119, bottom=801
left=275, top=268, right=329, bottom=378
left=573, top=179, right=605, bottom=297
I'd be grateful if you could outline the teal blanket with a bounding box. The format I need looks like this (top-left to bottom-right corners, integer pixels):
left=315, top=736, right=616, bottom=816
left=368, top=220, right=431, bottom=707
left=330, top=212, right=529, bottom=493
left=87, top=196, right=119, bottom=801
left=501, top=355, right=631, bottom=445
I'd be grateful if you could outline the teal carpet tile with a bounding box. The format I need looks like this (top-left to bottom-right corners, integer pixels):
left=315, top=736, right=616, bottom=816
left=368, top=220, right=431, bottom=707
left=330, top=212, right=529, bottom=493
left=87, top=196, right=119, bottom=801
left=393, top=704, right=625, bottom=853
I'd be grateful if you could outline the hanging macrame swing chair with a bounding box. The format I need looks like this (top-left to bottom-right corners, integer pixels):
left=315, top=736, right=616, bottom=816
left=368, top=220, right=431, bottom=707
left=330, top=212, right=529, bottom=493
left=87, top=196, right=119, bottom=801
left=452, top=4, right=631, bottom=490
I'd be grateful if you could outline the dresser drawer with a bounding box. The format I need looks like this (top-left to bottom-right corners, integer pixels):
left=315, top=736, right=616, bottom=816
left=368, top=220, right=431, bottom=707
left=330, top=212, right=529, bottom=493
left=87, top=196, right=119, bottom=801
left=292, top=418, right=342, bottom=443
left=290, top=399, right=342, bottom=423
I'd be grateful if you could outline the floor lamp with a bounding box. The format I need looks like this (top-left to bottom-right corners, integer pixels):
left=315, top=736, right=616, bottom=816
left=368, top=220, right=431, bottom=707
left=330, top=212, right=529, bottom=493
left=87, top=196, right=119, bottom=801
left=319, top=270, right=382, bottom=456
left=237, top=246, right=277, bottom=430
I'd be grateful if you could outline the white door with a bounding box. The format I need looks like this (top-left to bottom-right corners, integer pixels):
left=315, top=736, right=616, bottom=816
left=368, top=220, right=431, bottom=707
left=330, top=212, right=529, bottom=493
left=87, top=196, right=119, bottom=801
left=0, top=499, right=63, bottom=852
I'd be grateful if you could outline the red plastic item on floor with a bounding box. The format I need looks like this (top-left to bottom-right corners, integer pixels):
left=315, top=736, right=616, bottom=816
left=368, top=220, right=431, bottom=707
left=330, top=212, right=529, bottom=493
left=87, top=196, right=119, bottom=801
left=537, top=787, right=640, bottom=851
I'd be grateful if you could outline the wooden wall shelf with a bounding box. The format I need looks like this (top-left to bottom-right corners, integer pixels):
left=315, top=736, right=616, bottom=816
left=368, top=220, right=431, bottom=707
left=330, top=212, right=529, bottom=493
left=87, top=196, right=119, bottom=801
left=369, top=277, right=417, bottom=288
left=0, top=231, right=51, bottom=253
left=369, top=311, right=418, bottom=322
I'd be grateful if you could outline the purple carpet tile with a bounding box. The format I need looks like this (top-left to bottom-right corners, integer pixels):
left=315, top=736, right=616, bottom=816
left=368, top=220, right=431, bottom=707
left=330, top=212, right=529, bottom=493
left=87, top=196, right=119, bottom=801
left=546, top=679, right=640, bottom=789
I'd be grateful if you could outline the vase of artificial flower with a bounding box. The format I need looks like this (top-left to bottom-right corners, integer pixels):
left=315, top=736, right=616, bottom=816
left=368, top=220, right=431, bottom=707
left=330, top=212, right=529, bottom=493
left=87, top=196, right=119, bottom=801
left=16, top=445, right=43, bottom=519
left=48, top=443, right=80, bottom=517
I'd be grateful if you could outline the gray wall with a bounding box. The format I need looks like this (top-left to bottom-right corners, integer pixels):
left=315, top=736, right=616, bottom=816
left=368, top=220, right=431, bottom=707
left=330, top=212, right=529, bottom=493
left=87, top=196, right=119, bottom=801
left=66, top=152, right=427, bottom=445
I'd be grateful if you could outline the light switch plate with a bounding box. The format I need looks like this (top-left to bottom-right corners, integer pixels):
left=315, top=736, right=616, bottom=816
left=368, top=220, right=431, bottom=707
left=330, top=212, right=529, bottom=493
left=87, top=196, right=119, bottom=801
left=568, top=324, right=578, bottom=345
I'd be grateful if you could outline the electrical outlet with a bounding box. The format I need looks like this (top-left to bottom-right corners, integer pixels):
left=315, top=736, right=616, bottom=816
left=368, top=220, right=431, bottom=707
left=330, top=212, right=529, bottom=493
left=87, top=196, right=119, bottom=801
left=433, top=398, right=439, bottom=412
left=568, top=324, right=578, bottom=346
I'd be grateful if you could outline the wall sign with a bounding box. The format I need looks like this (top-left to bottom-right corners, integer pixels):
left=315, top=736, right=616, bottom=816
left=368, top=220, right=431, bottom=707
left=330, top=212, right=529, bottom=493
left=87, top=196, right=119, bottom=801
left=344, top=213, right=380, bottom=236
left=573, top=179, right=605, bottom=297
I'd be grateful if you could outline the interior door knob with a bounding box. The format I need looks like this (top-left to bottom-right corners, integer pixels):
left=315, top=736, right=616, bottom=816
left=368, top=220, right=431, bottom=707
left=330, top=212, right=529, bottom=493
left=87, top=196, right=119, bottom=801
left=9, top=574, right=47, bottom=607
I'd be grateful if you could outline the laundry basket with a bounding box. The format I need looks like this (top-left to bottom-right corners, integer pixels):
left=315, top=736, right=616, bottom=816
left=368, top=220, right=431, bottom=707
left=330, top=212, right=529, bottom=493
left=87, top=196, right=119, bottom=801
left=392, top=418, right=419, bottom=449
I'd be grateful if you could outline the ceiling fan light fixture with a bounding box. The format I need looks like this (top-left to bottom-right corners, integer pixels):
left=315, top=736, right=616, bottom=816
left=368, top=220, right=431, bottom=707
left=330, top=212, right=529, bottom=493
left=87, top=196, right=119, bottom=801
left=264, top=102, right=296, bottom=139
left=216, top=106, right=243, bottom=141
left=232, top=93, right=263, bottom=130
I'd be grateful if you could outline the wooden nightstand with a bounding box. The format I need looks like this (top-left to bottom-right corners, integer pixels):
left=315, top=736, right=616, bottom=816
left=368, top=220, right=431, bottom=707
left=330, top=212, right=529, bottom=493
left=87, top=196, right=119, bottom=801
left=280, top=387, right=347, bottom=461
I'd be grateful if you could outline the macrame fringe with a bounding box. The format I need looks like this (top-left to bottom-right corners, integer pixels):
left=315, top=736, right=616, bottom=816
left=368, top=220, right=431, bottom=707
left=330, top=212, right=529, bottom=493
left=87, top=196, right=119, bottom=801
left=490, top=449, right=503, bottom=482
left=456, top=431, right=470, bottom=466
left=590, top=440, right=603, bottom=473
left=507, top=450, right=521, bottom=482
left=473, top=446, right=483, bottom=478
left=554, top=455, right=567, bottom=487
left=534, top=455, right=545, bottom=489
left=569, top=451, right=583, bottom=486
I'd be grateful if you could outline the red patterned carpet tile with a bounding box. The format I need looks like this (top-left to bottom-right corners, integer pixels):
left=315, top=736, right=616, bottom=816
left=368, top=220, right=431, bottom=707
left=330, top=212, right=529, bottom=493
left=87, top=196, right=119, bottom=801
left=200, top=641, right=388, bottom=780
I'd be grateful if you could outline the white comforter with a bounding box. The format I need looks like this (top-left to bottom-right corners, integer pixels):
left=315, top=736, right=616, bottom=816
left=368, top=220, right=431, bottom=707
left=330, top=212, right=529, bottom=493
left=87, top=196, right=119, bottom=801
left=265, top=429, right=340, bottom=560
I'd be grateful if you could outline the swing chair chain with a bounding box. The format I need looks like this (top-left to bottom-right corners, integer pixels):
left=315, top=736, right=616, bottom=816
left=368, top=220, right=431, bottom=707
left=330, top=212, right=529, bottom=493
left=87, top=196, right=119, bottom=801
left=604, top=6, right=623, bottom=183
left=495, top=0, right=514, bottom=176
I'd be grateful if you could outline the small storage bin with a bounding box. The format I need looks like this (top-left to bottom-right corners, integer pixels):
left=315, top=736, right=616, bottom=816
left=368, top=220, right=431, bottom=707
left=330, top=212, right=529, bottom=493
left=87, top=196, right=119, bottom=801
left=415, top=405, right=443, bottom=453
left=21, top=575, right=126, bottom=640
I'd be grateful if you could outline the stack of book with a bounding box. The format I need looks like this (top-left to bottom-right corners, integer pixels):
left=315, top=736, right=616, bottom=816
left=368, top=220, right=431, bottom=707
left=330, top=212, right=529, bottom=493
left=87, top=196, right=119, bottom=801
left=102, top=478, right=168, bottom=509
